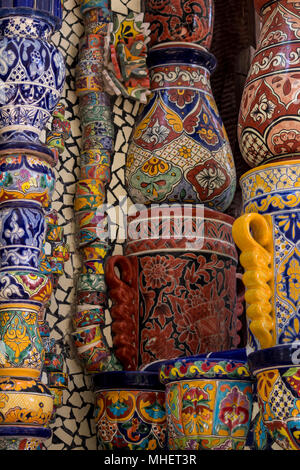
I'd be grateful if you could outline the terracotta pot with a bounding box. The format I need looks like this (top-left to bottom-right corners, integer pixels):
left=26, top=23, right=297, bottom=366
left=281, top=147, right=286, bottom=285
left=238, top=0, right=300, bottom=167
left=105, top=205, right=240, bottom=370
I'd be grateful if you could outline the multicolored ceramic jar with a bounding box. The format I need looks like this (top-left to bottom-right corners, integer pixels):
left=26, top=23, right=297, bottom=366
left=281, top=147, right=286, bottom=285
left=160, top=349, right=254, bottom=450
left=92, top=371, right=167, bottom=450
left=238, top=0, right=300, bottom=167
left=248, top=341, right=300, bottom=450
left=0, top=425, right=51, bottom=450
left=126, top=45, right=236, bottom=211
left=232, top=160, right=300, bottom=352
left=105, top=205, right=240, bottom=370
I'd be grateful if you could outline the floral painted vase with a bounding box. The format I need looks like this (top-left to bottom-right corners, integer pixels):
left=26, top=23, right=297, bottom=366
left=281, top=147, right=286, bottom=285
left=232, top=160, right=300, bottom=352
left=105, top=205, right=240, bottom=371
left=159, top=348, right=254, bottom=450
left=0, top=1, right=65, bottom=160
left=248, top=341, right=300, bottom=450
left=126, top=44, right=236, bottom=211
left=92, top=371, right=167, bottom=450
left=238, top=0, right=300, bottom=167
left=144, top=0, right=215, bottom=49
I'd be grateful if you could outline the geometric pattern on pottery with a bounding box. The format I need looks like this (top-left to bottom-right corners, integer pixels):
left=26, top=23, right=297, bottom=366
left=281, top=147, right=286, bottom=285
left=94, top=390, right=166, bottom=450
left=0, top=19, right=65, bottom=144
left=237, top=1, right=300, bottom=166
left=126, top=65, right=236, bottom=211
left=256, top=367, right=300, bottom=450
left=165, top=379, right=253, bottom=450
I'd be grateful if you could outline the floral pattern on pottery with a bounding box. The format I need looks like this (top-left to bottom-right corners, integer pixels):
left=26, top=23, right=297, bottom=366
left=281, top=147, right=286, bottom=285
left=144, top=0, right=215, bottom=49
left=238, top=0, right=300, bottom=166
left=93, top=371, right=166, bottom=450
left=126, top=46, right=236, bottom=211
left=105, top=206, right=239, bottom=370
left=232, top=160, right=300, bottom=351
left=160, top=350, right=254, bottom=450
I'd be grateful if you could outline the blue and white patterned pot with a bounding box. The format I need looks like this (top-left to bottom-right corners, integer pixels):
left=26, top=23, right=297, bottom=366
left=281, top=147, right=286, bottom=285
left=0, top=5, right=65, bottom=158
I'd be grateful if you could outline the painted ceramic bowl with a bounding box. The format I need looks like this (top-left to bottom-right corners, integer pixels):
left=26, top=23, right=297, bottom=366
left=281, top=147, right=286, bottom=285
left=0, top=376, right=53, bottom=426
left=159, top=349, right=254, bottom=450
left=92, top=371, right=167, bottom=450
left=0, top=425, right=52, bottom=450
left=248, top=342, right=300, bottom=450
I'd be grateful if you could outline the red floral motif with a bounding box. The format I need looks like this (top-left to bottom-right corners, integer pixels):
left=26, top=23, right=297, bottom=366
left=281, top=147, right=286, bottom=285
left=140, top=255, right=186, bottom=290
left=168, top=88, right=195, bottom=108
left=218, top=386, right=250, bottom=433
left=141, top=321, right=179, bottom=360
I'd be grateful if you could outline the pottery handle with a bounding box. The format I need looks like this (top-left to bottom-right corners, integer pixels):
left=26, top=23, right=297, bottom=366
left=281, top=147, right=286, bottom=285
left=232, top=213, right=275, bottom=349
left=105, top=255, right=139, bottom=370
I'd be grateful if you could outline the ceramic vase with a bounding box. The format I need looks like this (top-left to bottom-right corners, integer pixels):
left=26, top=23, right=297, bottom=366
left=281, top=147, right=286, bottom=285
left=92, top=371, right=167, bottom=450
left=126, top=44, right=236, bottom=211
left=232, top=160, right=300, bottom=352
left=144, top=0, right=215, bottom=49
left=0, top=1, right=65, bottom=161
left=248, top=341, right=300, bottom=450
left=238, top=0, right=300, bottom=167
left=159, top=348, right=254, bottom=450
left=105, top=205, right=240, bottom=371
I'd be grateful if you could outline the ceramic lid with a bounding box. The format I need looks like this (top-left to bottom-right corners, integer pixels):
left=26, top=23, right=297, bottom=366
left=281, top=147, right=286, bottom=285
left=92, top=370, right=165, bottom=391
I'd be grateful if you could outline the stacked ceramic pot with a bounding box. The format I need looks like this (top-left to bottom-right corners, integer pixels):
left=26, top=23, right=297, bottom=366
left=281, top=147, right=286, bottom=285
left=232, top=0, right=300, bottom=450
left=0, top=0, right=65, bottom=450
left=73, top=0, right=121, bottom=375
left=100, top=0, right=256, bottom=452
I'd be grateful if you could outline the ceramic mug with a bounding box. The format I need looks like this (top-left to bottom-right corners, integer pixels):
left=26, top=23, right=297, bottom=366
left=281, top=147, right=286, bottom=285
left=159, top=348, right=254, bottom=450
left=248, top=341, right=300, bottom=450
left=232, top=160, right=300, bottom=352
left=105, top=205, right=240, bottom=370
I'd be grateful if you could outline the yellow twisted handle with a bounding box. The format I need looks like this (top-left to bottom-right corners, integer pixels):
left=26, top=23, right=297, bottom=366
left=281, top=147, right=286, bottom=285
left=232, top=213, right=275, bottom=349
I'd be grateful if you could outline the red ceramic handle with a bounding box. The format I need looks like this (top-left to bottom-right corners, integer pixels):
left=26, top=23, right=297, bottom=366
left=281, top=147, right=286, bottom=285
left=105, top=255, right=139, bottom=370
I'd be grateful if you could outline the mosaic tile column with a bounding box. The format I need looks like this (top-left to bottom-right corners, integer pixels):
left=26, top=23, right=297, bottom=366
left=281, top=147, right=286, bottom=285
left=73, top=0, right=119, bottom=374
left=0, top=0, right=66, bottom=450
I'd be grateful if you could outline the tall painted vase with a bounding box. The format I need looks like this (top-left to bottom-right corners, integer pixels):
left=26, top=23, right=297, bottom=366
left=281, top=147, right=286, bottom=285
left=125, top=44, right=236, bottom=211
left=105, top=205, right=240, bottom=371
left=232, top=160, right=300, bottom=352
left=238, top=0, right=300, bottom=167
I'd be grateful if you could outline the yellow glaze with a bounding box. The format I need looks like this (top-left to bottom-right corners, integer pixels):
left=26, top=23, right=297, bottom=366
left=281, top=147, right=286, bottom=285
left=232, top=212, right=275, bottom=348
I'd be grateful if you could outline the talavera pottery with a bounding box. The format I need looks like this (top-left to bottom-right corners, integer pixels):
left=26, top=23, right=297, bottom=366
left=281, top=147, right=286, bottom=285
left=159, top=348, right=254, bottom=450
left=144, top=0, right=214, bottom=49
left=92, top=371, right=166, bottom=450
left=238, top=0, right=300, bottom=166
left=0, top=1, right=65, bottom=161
left=248, top=341, right=300, bottom=450
left=0, top=425, right=52, bottom=450
left=126, top=45, right=236, bottom=211
left=0, top=375, right=53, bottom=426
left=232, top=160, right=300, bottom=352
left=105, top=205, right=240, bottom=370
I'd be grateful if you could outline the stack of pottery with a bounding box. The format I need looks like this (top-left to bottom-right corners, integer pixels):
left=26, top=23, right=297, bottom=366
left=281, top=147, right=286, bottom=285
left=0, top=0, right=66, bottom=450
left=232, top=0, right=300, bottom=450
left=73, top=0, right=121, bottom=374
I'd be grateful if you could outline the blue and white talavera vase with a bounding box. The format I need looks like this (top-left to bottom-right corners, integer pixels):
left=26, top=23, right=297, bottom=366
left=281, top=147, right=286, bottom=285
left=0, top=0, right=65, bottom=163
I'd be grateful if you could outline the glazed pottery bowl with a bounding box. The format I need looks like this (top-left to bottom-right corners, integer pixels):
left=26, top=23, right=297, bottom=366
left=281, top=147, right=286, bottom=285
left=159, top=348, right=254, bottom=450
left=0, top=425, right=52, bottom=450
left=0, top=375, right=53, bottom=426
left=232, top=160, right=300, bottom=352
left=105, top=205, right=240, bottom=370
left=92, top=371, right=167, bottom=450
left=248, top=342, right=300, bottom=450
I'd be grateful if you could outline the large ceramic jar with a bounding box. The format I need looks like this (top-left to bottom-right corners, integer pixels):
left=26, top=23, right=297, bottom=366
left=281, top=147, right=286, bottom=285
left=126, top=44, right=236, bottom=212
left=105, top=205, right=240, bottom=370
left=0, top=0, right=65, bottom=160
left=238, top=0, right=300, bottom=167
